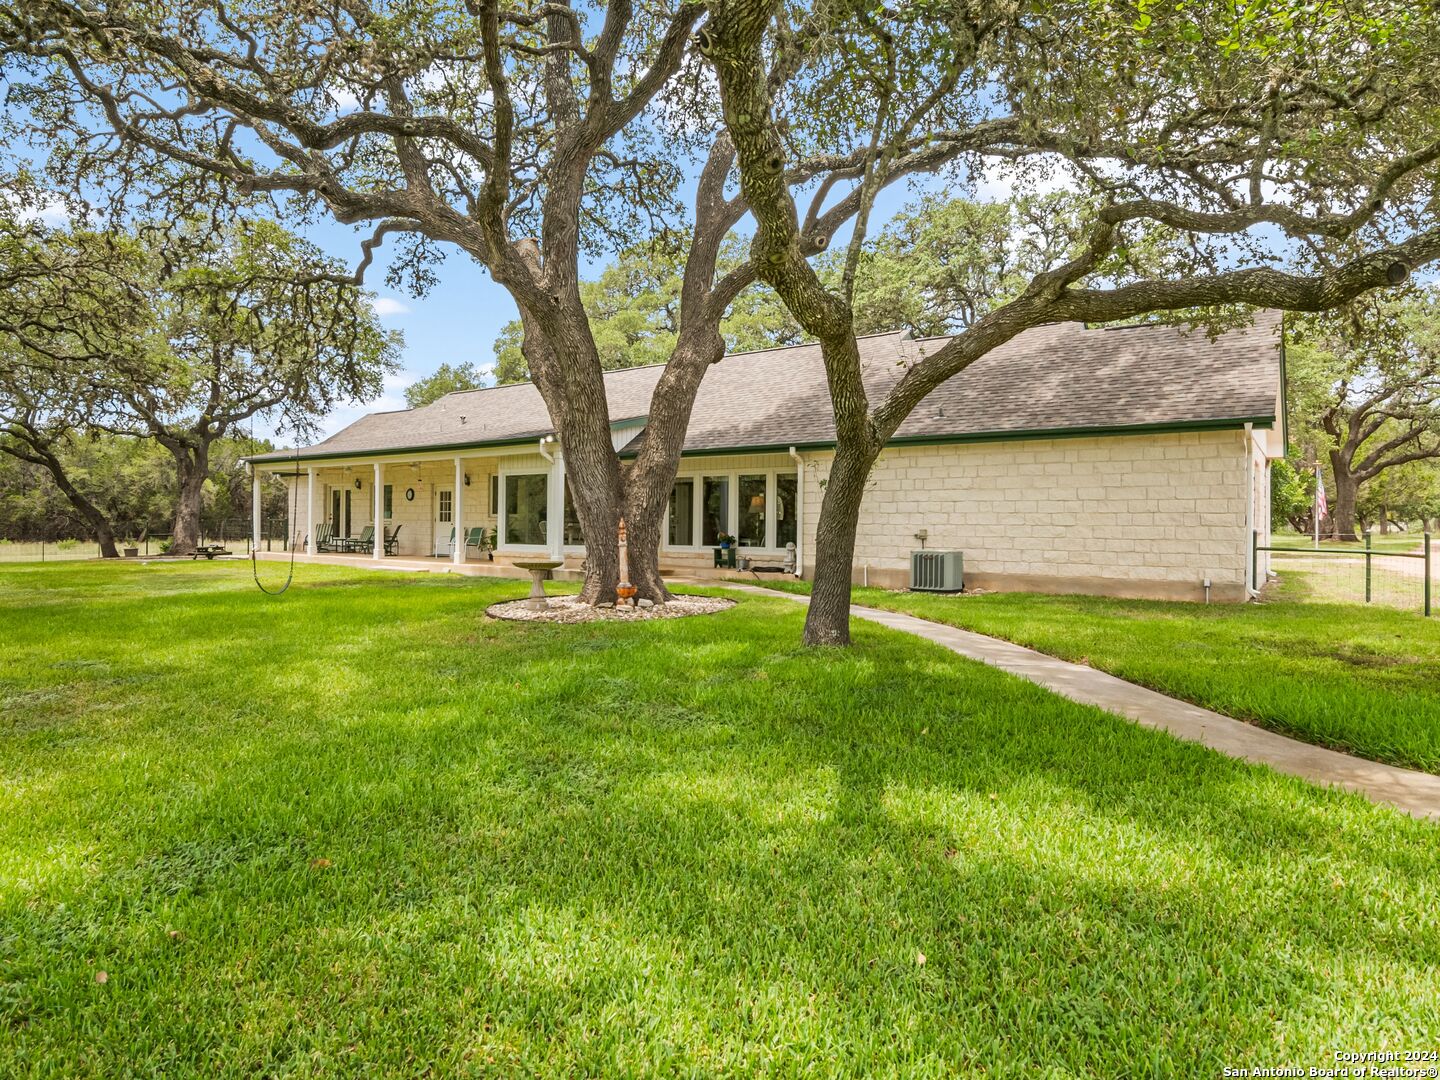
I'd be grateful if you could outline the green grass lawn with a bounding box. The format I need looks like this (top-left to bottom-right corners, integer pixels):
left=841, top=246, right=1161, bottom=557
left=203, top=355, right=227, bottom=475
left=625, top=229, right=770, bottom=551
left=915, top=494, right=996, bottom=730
left=748, top=574, right=1440, bottom=774
left=3, top=562, right=1439, bottom=1076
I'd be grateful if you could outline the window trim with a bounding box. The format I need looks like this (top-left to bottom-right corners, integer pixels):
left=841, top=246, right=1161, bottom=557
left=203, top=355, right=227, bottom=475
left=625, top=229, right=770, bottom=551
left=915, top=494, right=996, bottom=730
left=498, top=467, right=551, bottom=551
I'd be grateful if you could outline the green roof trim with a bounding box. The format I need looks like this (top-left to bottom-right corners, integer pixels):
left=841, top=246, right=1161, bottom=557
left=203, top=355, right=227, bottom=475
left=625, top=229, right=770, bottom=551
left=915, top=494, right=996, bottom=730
left=618, top=415, right=1276, bottom=459
left=246, top=432, right=551, bottom=466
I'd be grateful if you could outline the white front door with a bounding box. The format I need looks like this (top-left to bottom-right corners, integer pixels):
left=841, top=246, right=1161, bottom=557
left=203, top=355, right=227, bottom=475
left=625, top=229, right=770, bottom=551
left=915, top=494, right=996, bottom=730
left=434, top=487, right=454, bottom=556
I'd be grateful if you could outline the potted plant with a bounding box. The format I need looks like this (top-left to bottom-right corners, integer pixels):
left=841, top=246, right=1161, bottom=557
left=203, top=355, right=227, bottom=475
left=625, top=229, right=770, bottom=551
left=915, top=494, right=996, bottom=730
left=716, top=531, right=735, bottom=551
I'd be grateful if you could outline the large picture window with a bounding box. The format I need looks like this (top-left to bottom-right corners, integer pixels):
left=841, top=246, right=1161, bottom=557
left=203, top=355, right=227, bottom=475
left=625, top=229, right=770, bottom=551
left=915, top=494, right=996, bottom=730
left=505, top=473, right=549, bottom=546
left=669, top=479, right=695, bottom=546
left=702, top=476, right=730, bottom=546
left=738, top=474, right=766, bottom=547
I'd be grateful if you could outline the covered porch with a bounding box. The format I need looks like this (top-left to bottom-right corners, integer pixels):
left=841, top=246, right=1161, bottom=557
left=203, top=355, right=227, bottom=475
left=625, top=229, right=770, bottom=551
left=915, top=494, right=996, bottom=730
left=249, top=440, right=577, bottom=569
left=249, top=440, right=808, bottom=581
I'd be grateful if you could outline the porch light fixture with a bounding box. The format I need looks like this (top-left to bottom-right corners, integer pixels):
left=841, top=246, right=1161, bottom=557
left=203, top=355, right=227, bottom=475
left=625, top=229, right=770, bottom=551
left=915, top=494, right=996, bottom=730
left=354, top=478, right=362, bottom=490
left=464, top=474, right=471, bottom=486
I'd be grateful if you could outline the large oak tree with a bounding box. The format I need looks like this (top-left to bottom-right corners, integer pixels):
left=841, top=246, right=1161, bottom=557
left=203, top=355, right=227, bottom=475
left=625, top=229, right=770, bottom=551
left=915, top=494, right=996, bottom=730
left=0, top=218, right=398, bottom=554
left=2, top=0, right=1006, bottom=602
left=700, top=0, right=1440, bottom=643
left=1289, top=288, right=1440, bottom=541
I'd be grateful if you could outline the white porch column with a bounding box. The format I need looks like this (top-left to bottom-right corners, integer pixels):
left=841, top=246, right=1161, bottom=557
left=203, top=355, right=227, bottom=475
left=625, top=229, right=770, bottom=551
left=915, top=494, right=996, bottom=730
left=250, top=466, right=262, bottom=554
left=453, top=456, right=466, bottom=565
left=373, top=462, right=384, bottom=559
left=548, top=450, right=566, bottom=560
left=306, top=467, right=316, bottom=553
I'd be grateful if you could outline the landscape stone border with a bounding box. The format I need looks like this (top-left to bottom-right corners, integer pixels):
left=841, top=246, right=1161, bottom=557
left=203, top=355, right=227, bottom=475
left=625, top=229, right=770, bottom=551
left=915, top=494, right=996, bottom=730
left=486, top=594, right=735, bottom=624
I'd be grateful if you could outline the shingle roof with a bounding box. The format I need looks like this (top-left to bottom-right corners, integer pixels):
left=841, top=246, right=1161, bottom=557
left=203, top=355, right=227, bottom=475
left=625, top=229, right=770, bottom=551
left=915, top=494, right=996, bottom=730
left=250, top=313, right=1281, bottom=463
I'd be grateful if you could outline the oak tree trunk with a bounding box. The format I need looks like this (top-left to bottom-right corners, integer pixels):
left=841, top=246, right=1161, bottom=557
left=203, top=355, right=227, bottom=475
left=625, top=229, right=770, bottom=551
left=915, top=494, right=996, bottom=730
left=514, top=297, right=623, bottom=605
left=168, top=442, right=209, bottom=555
left=49, top=461, right=120, bottom=558
left=803, top=443, right=877, bottom=646
left=1, top=442, right=121, bottom=558
left=1328, top=452, right=1361, bottom=542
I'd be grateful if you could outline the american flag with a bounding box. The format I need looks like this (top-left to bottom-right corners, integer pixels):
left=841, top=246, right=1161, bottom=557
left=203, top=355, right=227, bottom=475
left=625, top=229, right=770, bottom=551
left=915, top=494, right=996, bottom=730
left=1315, top=466, right=1328, bottom=520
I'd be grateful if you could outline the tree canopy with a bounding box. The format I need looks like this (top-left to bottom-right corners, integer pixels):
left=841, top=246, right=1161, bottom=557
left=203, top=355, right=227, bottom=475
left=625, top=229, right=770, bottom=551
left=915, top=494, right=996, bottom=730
left=1287, top=288, right=1440, bottom=539
left=0, top=215, right=399, bottom=551
left=697, top=0, right=1440, bottom=642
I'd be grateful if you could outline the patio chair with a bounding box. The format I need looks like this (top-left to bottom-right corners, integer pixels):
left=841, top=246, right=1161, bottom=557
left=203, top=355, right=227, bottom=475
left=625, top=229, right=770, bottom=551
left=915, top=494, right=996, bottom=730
left=341, top=525, right=375, bottom=554
left=310, top=523, right=332, bottom=553
left=384, top=525, right=403, bottom=556
left=437, top=526, right=456, bottom=558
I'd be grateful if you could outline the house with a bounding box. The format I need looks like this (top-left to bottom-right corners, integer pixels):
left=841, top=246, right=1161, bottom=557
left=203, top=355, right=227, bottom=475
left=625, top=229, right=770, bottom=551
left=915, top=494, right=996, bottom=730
left=246, top=314, right=1285, bottom=602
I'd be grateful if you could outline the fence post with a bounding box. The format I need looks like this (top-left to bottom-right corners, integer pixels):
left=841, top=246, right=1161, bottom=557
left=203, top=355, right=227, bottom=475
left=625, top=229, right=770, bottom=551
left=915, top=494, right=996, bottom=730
left=1251, top=530, right=1258, bottom=593
left=1426, top=532, right=1432, bottom=618
left=1364, top=532, right=1372, bottom=604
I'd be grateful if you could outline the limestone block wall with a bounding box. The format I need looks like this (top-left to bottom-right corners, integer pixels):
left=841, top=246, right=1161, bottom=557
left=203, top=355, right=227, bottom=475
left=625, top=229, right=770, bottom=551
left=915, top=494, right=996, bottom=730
left=797, top=429, right=1255, bottom=601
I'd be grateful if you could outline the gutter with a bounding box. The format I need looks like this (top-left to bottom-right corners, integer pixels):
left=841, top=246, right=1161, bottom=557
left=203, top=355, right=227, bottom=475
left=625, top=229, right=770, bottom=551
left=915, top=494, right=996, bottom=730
left=1244, top=422, right=1257, bottom=598
left=789, top=446, right=804, bottom=577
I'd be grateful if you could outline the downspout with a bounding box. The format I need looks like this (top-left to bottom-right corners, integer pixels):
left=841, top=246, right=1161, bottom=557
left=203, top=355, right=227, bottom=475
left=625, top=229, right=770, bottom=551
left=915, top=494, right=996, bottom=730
left=538, top=435, right=562, bottom=559
left=1243, top=423, right=1256, bottom=599
left=789, top=446, right=804, bottom=577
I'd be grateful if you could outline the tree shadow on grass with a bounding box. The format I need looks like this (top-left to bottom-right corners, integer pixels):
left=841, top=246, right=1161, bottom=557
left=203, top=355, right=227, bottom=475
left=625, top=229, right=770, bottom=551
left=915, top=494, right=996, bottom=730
left=3, top=569, right=1440, bottom=1074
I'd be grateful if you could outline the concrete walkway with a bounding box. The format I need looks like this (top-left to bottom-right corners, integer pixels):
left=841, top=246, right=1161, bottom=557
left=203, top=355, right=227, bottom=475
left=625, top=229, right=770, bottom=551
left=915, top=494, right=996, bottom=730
left=720, top=583, right=1440, bottom=821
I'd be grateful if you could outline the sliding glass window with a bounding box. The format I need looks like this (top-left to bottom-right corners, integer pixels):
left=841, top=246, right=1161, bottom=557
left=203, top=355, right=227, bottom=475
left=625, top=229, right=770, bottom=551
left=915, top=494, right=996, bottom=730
left=669, top=479, right=696, bottom=546
left=776, top=474, right=798, bottom=548
left=702, top=476, right=730, bottom=546
left=738, top=475, right=766, bottom=547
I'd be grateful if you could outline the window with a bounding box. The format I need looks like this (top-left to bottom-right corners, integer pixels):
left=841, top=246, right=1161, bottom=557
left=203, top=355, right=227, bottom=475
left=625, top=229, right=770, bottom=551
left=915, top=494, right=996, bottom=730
left=776, top=474, right=798, bottom=548
left=439, top=490, right=453, bottom=523
left=563, top=484, right=585, bottom=545
left=738, top=474, right=766, bottom=547
left=489, top=474, right=499, bottom=516
left=505, top=473, right=548, bottom=546
left=669, top=479, right=695, bottom=545
left=383, top=485, right=394, bottom=520
left=330, top=489, right=342, bottom=533
left=702, top=476, right=730, bottom=546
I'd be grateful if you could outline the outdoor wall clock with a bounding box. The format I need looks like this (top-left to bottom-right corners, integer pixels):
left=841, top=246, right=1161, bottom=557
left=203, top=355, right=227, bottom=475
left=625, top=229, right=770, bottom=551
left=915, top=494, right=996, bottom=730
left=405, top=488, right=415, bottom=501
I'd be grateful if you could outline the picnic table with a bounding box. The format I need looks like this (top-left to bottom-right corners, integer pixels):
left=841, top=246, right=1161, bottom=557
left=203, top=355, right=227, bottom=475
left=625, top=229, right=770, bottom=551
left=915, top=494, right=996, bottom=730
left=190, top=545, right=232, bottom=560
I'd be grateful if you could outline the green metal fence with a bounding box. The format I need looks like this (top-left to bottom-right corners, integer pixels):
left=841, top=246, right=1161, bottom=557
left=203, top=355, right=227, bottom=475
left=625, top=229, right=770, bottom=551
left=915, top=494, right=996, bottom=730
left=1254, top=531, right=1432, bottom=615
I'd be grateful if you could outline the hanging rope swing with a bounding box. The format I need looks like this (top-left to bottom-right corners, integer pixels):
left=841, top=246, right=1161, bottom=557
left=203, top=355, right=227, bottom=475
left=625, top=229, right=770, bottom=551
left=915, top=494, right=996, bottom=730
left=250, top=420, right=302, bottom=597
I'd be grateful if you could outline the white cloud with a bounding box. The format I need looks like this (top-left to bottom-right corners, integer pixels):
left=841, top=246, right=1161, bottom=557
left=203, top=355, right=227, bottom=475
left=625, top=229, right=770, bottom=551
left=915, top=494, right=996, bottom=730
left=368, top=296, right=411, bottom=317
left=0, top=189, right=78, bottom=228
left=972, top=156, right=1082, bottom=202
left=330, top=87, right=361, bottom=115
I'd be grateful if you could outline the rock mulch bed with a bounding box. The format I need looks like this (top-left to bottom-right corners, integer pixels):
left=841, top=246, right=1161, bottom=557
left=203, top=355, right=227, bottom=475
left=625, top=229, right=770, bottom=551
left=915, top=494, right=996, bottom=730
left=486, top=594, right=736, bottom=624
